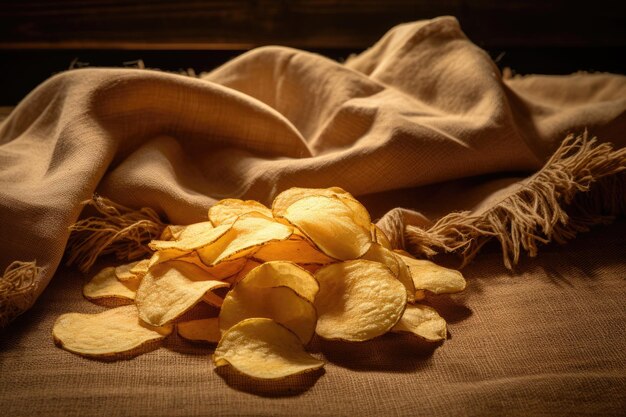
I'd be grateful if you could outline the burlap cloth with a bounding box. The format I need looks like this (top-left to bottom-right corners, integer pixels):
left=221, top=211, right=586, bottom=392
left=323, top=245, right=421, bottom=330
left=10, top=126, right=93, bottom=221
left=1, top=16, right=625, bottom=415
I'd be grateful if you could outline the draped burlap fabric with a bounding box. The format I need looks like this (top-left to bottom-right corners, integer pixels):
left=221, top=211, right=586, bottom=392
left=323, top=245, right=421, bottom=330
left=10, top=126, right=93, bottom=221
left=1, top=16, right=625, bottom=327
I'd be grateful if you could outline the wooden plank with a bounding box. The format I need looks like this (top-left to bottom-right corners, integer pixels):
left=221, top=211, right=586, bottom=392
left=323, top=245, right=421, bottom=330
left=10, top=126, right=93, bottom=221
left=0, top=0, right=624, bottom=50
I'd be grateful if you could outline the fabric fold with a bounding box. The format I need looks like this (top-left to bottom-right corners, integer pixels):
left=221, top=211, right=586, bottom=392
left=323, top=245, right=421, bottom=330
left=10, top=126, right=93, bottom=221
left=1, top=16, right=625, bottom=327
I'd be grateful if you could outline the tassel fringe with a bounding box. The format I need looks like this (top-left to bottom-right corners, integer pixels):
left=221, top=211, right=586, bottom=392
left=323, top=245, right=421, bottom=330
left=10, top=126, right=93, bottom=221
left=397, top=133, right=626, bottom=269
left=65, top=194, right=165, bottom=273
left=0, top=261, right=40, bottom=328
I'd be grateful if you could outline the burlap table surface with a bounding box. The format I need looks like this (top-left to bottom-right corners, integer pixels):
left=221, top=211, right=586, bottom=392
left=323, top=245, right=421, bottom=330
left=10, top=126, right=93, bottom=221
left=1, top=221, right=625, bottom=416
left=1, top=15, right=626, bottom=415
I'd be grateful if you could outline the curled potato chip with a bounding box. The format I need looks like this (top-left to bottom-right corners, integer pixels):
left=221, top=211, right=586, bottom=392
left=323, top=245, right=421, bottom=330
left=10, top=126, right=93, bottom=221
left=213, top=318, right=324, bottom=379
left=136, top=261, right=229, bottom=326
left=226, top=259, right=262, bottom=285
left=371, top=224, right=392, bottom=249
left=361, top=243, right=416, bottom=303
left=278, top=195, right=371, bottom=260
left=115, top=260, right=148, bottom=282
left=220, top=284, right=317, bottom=344
left=273, top=187, right=371, bottom=232
left=203, top=292, right=224, bottom=307
left=197, top=213, right=292, bottom=266
left=394, top=252, right=466, bottom=294
left=392, top=304, right=447, bottom=341
left=83, top=267, right=137, bottom=302
left=314, top=260, right=407, bottom=341
left=149, top=223, right=231, bottom=252
left=52, top=305, right=173, bottom=357
left=175, top=253, right=247, bottom=280
left=178, top=318, right=221, bottom=343
left=159, top=224, right=186, bottom=241
left=241, top=261, right=319, bottom=303
left=252, top=236, right=335, bottom=265
left=128, top=259, right=150, bottom=279
left=209, top=199, right=272, bottom=227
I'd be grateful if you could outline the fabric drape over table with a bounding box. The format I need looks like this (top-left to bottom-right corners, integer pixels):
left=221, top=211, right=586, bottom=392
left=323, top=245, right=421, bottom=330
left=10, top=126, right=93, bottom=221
left=1, top=16, right=626, bottom=417
left=1, top=16, right=625, bottom=329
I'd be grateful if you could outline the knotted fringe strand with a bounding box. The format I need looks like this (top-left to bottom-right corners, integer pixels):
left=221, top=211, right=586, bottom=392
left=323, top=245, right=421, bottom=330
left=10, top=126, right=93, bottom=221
left=401, top=133, right=626, bottom=269
left=0, top=261, right=40, bottom=328
left=65, top=194, right=165, bottom=273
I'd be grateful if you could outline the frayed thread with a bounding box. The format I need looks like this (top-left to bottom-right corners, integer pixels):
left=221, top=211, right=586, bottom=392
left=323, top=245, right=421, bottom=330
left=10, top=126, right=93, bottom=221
left=65, top=194, right=165, bottom=273
left=0, top=261, right=40, bottom=328
left=396, top=133, right=626, bottom=269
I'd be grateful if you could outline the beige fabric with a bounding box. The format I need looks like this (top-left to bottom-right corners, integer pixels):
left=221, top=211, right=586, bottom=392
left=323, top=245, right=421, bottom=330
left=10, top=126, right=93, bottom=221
left=1, top=221, right=625, bottom=416
left=1, top=16, right=625, bottom=324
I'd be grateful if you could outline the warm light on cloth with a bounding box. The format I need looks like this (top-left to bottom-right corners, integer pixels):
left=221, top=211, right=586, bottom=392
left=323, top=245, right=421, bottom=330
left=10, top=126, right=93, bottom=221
left=0, top=16, right=625, bottom=328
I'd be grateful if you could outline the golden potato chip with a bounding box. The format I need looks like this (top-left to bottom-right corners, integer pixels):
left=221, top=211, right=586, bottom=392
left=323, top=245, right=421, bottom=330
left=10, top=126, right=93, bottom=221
left=278, top=195, right=371, bottom=260
left=371, top=224, right=392, bottom=249
left=147, top=249, right=187, bottom=269
left=135, top=261, right=230, bottom=326
left=394, top=253, right=466, bottom=294
left=213, top=318, right=324, bottom=379
left=52, top=305, right=173, bottom=357
left=197, top=213, right=292, bottom=266
left=241, top=261, right=319, bottom=303
left=273, top=187, right=371, bottom=231
left=300, top=263, right=323, bottom=275
left=252, top=236, right=335, bottom=265
left=128, top=259, right=150, bottom=279
left=159, top=224, right=187, bottom=241
left=225, top=259, right=262, bottom=285
left=149, top=223, right=231, bottom=252
left=176, top=253, right=247, bottom=280
left=203, top=292, right=224, bottom=307
left=115, top=259, right=148, bottom=282
left=83, top=267, right=137, bottom=302
left=178, top=318, right=221, bottom=343
left=392, top=304, right=447, bottom=341
left=361, top=243, right=416, bottom=303
left=209, top=199, right=272, bottom=227
left=220, top=284, right=316, bottom=344
left=314, top=260, right=406, bottom=341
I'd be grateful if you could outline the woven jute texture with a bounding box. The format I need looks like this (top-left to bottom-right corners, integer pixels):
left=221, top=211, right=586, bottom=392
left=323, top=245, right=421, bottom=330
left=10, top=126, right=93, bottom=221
left=1, top=221, right=625, bottom=416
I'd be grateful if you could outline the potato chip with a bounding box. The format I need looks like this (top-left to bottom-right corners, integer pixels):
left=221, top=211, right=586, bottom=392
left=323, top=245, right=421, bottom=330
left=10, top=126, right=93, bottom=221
left=213, top=318, right=324, bottom=379
left=278, top=195, right=371, bottom=260
left=314, top=260, right=407, bottom=341
left=178, top=318, right=221, bottom=343
left=147, top=249, right=187, bottom=269
left=52, top=305, right=173, bottom=357
left=159, top=224, right=187, bottom=241
left=361, top=243, right=416, bottom=303
left=225, top=259, right=262, bottom=285
left=197, top=213, right=292, bottom=266
left=135, top=261, right=229, bottom=326
left=241, top=261, right=319, bottom=303
left=149, top=223, right=231, bottom=252
left=177, top=253, right=247, bottom=280
left=394, top=252, right=466, bottom=294
left=128, top=259, right=150, bottom=279
left=209, top=199, right=272, bottom=227
left=203, top=292, right=225, bottom=307
left=273, top=187, right=371, bottom=231
left=392, top=304, right=447, bottom=341
left=220, top=284, right=317, bottom=344
left=83, top=267, right=137, bottom=302
left=371, top=224, right=392, bottom=249
left=115, top=259, right=148, bottom=282
left=252, top=236, right=335, bottom=265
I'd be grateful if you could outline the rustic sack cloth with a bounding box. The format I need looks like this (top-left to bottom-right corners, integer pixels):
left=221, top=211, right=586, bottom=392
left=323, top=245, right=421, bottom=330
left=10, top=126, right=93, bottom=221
left=1, top=16, right=625, bottom=328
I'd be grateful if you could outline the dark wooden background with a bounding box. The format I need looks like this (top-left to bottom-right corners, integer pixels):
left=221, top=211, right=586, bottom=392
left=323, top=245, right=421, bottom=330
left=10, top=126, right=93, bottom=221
left=1, top=0, right=625, bottom=105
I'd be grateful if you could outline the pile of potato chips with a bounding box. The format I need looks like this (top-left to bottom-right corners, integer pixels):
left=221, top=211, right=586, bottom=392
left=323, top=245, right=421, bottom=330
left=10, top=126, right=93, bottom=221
left=54, top=187, right=466, bottom=381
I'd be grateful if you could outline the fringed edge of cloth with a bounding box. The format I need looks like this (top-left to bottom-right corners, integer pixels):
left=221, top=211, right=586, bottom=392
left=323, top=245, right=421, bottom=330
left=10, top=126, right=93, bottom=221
left=378, top=132, right=626, bottom=269
left=65, top=194, right=165, bottom=273
left=0, top=261, right=41, bottom=328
